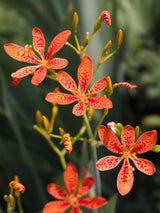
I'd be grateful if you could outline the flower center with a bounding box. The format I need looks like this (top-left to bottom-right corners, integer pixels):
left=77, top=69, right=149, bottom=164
left=69, top=195, right=78, bottom=206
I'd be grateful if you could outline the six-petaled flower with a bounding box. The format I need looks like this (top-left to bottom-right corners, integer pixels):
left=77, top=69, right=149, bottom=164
left=45, top=55, right=113, bottom=116
left=96, top=125, right=157, bottom=196
left=43, top=162, right=107, bottom=213
left=4, top=27, right=71, bottom=85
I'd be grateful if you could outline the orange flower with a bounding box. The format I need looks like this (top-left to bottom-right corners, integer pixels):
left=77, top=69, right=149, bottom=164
left=43, top=162, right=107, bottom=213
left=4, top=28, right=71, bottom=85
left=45, top=55, right=113, bottom=116
left=96, top=125, right=157, bottom=196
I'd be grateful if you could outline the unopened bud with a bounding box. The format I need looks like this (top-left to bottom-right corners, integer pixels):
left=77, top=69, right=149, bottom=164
left=98, top=11, right=111, bottom=25
left=116, top=29, right=123, bottom=47
left=59, top=127, right=65, bottom=136
left=88, top=105, right=94, bottom=120
left=115, top=123, right=124, bottom=138
left=72, top=12, right=79, bottom=33
left=135, top=126, right=139, bottom=138
left=83, top=32, right=89, bottom=47
left=93, top=22, right=101, bottom=34
left=9, top=181, right=25, bottom=193
left=36, top=110, right=42, bottom=126
left=62, top=133, right=72, bottom=154
left=8, top=194, right=16, bottom=209
left=102, top=40, right=112, bottom=56
left=42, top=116, right=50, bottom=132
left=152, top=145, right=160, bottom=153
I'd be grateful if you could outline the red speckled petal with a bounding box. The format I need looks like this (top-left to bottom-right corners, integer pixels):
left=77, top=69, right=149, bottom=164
left=46, top=183, right=68, bottom=199
left=70, top=206, right=82, bottom=213
left=4, top=44, right=40, bottom=63
left=46, top=30, right=71, bottom=60
left=88, top=77, right=108, bottom=95
left=79, top=197, right=107, bottom=209
left=98, top=126, right=124, bottom=154
left=64, top=162, right=78, bottom=195
left=32, top=27, right=45, bottom=59
left=45, top=93, right=78, bottom=105
left=48, top=58, right=68, bottom=69
left=43, top=201, right=70, bottom=213
left=88, top=97, right=113, bottom=109
left=131, top=130, right=157, bottom=154
left=57, top=71, right=78, bottom=92
left=72, top=101, right=86, bottom=116
left=96, top=156, right=123, bottom=171
left=131, top=157, right=156, bottom=175
left=11, top=66, right=37, bottom=78
left=78, top=56, right=93, bottom=94
left=31, top=66, right=47, bottom=85
left=117, top=159, right=134, bottom=196
left=77, top=177, right=95, bottom=196
left=121, top=125, right=135, bottom=151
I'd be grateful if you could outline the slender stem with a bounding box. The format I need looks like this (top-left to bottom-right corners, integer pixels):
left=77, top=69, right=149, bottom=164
left=93, top=63, right=101, bottom=75
left=16, top=195, right=24, bottom=213
left=93, top=110, right=108, bottom=138
left=103, top=48, right=119, bottom=62
left=74, top=33, right=81, bottom=50
left=50, top=134, right=62, bottom=139
left=83, top=113, right=102, bottom=197
left=66, top=42, right=78, bottom=53
left=46, top=137, right=66, bottom=169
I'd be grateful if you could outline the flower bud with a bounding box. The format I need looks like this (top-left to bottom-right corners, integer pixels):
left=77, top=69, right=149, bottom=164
left=98, top=11, right=111, bottom=25
left=62, top=133, right=72, bottom=154
left=72, top=12, right=79, bottom=33
left=9, top=181, right=25, bottom=193
left=152, top=145, right=160, bottom=153
left=135, top=126, right=139, bottom=138
left=42, top=116, right=50, bottom=132
left=59, top=127, right=65, bottom=136
left=36, top=110, right=42, bottom=126
left=116, top=29, right=123, bottom=47
left=93, top=22, right=101, bottom=34
left=102, top=40, right=112, bottom=56
left=115, top=123, right=124, bottom=138
left=8, top=194, right=16, bottom=209
left=83, top=32, right=89, bottom=47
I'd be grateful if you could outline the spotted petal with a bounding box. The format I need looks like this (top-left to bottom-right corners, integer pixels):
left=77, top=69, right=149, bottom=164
left=96, top=156, right=123, bottom=171
left=131, top=157, right=156, bottom=175
left=43, top=201, right=70, bottom=213
left=117, top=159, right=134, bottom=196
left=46, top=30, right=71, bottom=60
left=64, top=162, right=78, bottom=195
left=98, top=126, right=124, bottom=154
left=57, top=71, right=78, bottom=92
left=11, top=66, right=38, bottom=78
left=88, top=77, right=108, bottom=95
left=78, top=56, right=93, bottom=94
left=72, top=101, right=86, bottom=116
left=78, top=177, right=95, bottom=196
left=31, top=66, right=47, bottom=85
left=130, top=130, right=157, bottom=154
left=4, top=44, right=40, bottom=63
left=79, top=197, right=107, bottom=209
left=45, top=93, right=78, bottom=105
left=70, top=206, right=82, bottom=213
left=46, top=183, right=68, bottom=199
left=32, top=27, right=45, bottom=59
left=88, top=97, right=113, bottom=109
left=48, top=58, right=68, bottom=69
left=121, top=125, right=135, bottom=151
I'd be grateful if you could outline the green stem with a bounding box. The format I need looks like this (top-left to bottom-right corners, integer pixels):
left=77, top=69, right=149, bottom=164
left=83, top=113, right=102, bottom=197
left=93, top=110, right=108, bottom=138
left=17, top=195, right=24, bottom=213
left=47, top=137, right=67, bottom=169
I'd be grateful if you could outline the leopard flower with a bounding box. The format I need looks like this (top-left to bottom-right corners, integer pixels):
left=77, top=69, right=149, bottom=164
left=43, top=162, right=107, bottom=213
left=96, top=125, right=157, bottom=196
left=45, top=55, right=113, bottom=116
left=4, top=27, right=71, bottom=85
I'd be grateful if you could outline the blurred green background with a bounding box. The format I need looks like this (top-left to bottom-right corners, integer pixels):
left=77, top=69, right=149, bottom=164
left=0, top=0, right=160, bottom=212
